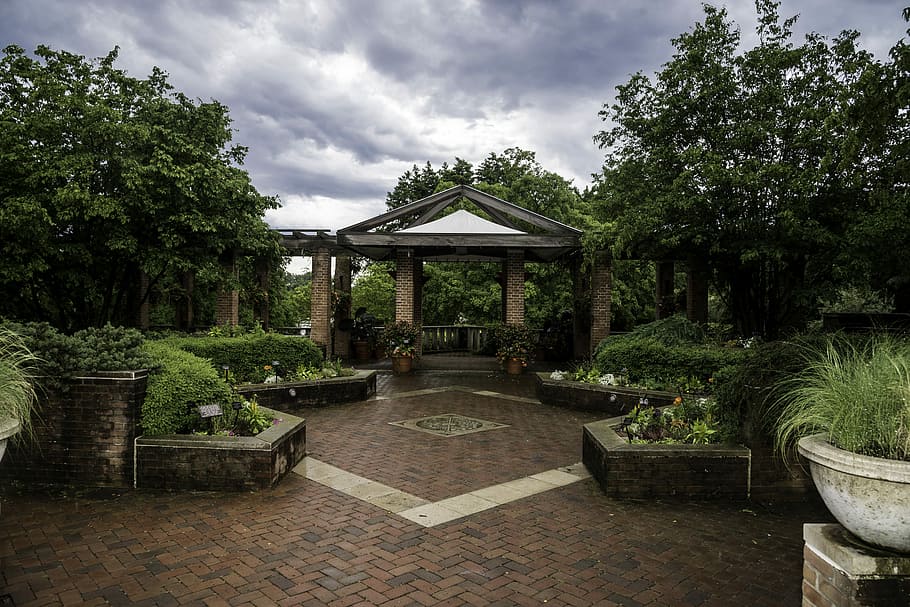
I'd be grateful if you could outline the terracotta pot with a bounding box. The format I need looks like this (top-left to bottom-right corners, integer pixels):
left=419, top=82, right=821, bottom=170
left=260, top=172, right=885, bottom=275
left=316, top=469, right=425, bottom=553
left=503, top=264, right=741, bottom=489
left=505, top=358, right=524, bottom=376
left=798, top=434, right=910, bottom=553
left=353, top=340, right=371, bottom=361
left=392, top=355, right=413, bottom=375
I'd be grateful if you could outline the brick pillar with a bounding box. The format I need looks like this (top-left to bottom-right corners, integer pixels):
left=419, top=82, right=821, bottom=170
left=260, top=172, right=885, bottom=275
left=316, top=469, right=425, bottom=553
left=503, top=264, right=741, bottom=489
left=504, top=249, right=525, bottom=326
left=310, top=248, right=332, bottom=356
left=215, top=255, right=239, bottom=326
left=178, top=271, right=195, bottom=331
left=135, top=270, right=150, bottom=330
left=655, top=260, right=675, bottom=320
left=413, top=259, right=423, bottom=353
left=686, top=258, right=709, bottom=325
left=395, top=250, right=416, bottom=323
left=333, top=255, right=352, bottom=359
left=255, top=259, right=271, bottom=331
left=803, top=524, right=910, bottom=606
left=591, top=251, right=612, bottom=353
left=571, top=257, right=592, bottom=359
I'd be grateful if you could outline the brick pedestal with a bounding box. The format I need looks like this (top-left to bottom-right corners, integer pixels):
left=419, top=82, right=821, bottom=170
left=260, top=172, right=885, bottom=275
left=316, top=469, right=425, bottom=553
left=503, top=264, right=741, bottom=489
left=216, top=257, right=239, bottom=326
left=803, top=524, right=910, bottom=606
left=310, top=247, right=332, bottom=356
left=591, top=251, right=612, bottom=353
left=686, top=258, right=709, bottom=325
left=504, top=249, right=525, bottom=326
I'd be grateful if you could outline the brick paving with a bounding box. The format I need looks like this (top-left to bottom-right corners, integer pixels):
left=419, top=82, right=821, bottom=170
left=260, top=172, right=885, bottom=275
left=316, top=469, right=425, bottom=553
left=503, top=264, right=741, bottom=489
left=1, top=370, right=829, bottom=606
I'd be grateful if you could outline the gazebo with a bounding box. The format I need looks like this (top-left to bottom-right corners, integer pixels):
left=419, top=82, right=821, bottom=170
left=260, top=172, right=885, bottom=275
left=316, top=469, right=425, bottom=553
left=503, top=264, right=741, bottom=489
left=277, top=185, right=614, bottom=358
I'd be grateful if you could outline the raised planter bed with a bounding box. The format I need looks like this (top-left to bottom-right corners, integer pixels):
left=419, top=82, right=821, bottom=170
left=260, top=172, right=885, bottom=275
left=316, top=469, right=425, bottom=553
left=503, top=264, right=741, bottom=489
left=583, top=415, right=751, bottom=500
left=535, top=372, right=678, bottom=414
left=237, top=370, right=376, bottom=412
left=135, top=407, right=306, bottom=492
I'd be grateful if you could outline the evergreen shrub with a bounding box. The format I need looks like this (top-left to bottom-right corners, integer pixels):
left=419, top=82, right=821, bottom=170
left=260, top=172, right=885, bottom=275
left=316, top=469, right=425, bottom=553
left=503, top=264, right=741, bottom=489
left=142, top=341, right=231, bottom=435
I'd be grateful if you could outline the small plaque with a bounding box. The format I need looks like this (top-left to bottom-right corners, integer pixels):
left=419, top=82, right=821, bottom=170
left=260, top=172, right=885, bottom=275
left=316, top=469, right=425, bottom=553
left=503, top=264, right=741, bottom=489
left=198, top=403, right=223, bottom=418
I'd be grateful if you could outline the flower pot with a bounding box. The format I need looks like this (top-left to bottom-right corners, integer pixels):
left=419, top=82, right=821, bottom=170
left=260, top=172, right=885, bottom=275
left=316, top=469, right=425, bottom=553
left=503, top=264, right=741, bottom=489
left=391, top=355, right=413, bottom=375
left=0, top=416, right=21, bottom=463
left=798, top=434, right=910, bottom=553
left=353, top=340, right=371, bottom=361
left=505, top=358, right=524, bottom=376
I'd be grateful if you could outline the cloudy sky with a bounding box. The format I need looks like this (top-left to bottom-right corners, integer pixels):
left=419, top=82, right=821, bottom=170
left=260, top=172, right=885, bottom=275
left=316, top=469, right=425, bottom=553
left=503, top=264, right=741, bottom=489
left=2, top=0, right=907, bottom=235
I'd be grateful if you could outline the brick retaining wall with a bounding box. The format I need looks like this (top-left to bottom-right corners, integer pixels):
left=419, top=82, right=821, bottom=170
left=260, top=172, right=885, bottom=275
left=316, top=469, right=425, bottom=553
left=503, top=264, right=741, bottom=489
left=236, top=370, right=376, bottom=411
left=135, top=408, right=306, bottom=492
left=0, top=371, right=147, bottom=488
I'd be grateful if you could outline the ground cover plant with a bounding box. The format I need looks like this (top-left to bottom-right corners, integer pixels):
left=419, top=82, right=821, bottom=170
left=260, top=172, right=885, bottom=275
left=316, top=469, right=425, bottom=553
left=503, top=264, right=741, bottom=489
left=619, top=395, right=722, bottom=445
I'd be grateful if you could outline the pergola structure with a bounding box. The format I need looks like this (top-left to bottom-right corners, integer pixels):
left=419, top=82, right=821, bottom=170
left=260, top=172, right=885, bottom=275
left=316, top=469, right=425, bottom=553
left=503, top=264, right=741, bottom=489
left=274, top=185, right=614, bottom=358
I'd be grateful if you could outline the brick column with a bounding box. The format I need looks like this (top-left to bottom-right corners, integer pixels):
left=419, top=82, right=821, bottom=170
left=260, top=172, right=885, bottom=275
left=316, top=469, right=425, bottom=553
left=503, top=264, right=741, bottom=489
left=591, top=251, right=612, bottom=353
left=655, top=260, right=675, bottom=319
left=215, top=253, right=240, bottom=326
left=571, top=256, right=592, bottom=359
left=333, top=255, right=352, bottom=359
left=395, top=249, right=416, bottom=323
left=413, top=259, right=424, bottom=353
left=255, top=259, right=271, bottom=331
left=686, top=258, right=709, bottom=325
left=310, top=248, right=332, bottom=356
left=178, top=271, right=195, bottom=331
left=504, top=249, right=525, bottom=326
left=135, top=270, right=150, bottom=330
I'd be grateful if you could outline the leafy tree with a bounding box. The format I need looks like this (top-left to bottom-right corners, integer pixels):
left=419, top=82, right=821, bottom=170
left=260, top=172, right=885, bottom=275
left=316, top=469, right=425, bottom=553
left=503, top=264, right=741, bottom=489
left=839, top=11, right=910, bottom=310
left=0, top=45, right=280, bottom=330
left=351, top=263, right=395, bottom=325
left=593, top=2, right=878, bottom=337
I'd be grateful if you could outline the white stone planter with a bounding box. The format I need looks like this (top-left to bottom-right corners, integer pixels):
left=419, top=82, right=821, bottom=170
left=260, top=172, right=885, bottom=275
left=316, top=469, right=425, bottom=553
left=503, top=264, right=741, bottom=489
left=0, top=416, right=21, bottom=463
left=798, top=434, right=910, bottom=553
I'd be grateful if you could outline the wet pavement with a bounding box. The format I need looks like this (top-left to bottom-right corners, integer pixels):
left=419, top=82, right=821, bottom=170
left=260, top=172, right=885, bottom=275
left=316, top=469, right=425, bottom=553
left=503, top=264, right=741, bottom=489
left=0, top=368, right=829, bottom=606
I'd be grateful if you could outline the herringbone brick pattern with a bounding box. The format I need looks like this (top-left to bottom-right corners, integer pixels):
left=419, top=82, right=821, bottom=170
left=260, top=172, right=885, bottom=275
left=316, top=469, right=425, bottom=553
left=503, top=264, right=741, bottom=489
left=1, top=372, right=829, bottom=606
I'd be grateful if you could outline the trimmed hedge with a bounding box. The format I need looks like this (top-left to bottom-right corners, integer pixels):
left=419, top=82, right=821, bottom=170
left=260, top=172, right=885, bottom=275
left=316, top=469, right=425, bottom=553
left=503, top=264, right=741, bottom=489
left=594, top=337, right=745, bottom=385
left=142, top=341, right=232, bottom=435
left=163, top=333, right=324, bottom=384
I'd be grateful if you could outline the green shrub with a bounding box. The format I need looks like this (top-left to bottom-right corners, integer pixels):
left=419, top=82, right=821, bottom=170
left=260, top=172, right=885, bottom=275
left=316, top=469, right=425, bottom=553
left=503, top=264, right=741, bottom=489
left=163, top=333, right=324, bottom=384
left=0, top=321, right=150, bottom=391
left=617, top=315, right=708, bottom=346
left=70, top=324, right=150, bottom=372
left=142, top=341, right=232, bottom=435
left=593, top=336, right=745, bottom=386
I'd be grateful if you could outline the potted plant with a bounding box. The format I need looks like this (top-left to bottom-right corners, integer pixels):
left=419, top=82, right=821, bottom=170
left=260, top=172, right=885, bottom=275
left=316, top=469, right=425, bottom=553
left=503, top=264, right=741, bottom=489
left=350, top=307, right=376, bottom=361
left=383, top=320, right=420, bottom=374
left=0, top=328, right=41, bottom=462
left=495, top=324, right=534, bottom=376
left=775, top=334, right=910, bottom=553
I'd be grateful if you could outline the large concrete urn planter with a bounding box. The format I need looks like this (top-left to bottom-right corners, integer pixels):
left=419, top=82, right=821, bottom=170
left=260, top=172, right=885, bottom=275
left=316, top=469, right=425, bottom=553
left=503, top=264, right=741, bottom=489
left=798, top=433, right=910, bottom=553
left=0, top=417, right=20, bottom=463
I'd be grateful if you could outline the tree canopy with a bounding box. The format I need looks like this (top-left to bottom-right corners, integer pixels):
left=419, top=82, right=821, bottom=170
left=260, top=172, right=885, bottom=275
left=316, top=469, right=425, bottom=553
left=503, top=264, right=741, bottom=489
left=592, top=1, right=901, bottom=338
left=0, top=45, right=280, bottom=330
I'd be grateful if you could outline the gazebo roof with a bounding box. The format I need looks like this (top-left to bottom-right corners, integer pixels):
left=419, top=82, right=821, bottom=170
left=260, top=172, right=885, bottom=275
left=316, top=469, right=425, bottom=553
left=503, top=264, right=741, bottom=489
left=336, top=185, right=582, bottom=262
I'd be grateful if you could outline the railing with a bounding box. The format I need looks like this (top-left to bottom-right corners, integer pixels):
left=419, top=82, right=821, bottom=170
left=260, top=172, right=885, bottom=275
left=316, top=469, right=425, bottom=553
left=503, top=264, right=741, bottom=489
left=421, top=325, right=490, bottom=354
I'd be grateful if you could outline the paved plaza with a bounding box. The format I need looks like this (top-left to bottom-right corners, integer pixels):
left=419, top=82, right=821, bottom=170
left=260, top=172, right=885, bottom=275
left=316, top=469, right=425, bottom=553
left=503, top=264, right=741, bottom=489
left=1, top=370, right=829, bottom=606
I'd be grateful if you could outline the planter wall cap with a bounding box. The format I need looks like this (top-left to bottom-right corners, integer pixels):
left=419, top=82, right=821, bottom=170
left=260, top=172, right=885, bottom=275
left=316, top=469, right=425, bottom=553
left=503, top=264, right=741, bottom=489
left=798, top=434, right=910, bottom=484
left=804, top=523, right=910, bottom=576
left=0, top=417, right=21, bottom=442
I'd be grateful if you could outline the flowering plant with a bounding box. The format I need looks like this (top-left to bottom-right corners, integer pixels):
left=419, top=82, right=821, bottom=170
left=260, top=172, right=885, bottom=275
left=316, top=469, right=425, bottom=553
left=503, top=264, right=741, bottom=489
left=494, top=324, right=534, bottom=365
left=383, top=321, right=420, bottom=358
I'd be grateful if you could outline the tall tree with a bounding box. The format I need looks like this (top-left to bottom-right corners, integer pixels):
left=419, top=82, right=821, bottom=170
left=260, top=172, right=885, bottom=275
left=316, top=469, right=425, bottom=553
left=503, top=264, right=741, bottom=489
left=0, top=45, right=279, bottom=329
left=593, top=1, right=877, bottom=337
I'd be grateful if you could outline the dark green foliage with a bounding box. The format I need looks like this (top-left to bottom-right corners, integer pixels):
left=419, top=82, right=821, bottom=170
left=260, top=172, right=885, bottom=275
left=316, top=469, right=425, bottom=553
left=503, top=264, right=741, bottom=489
left=712, top=334, right=831, bottom=443
left=0, top=321, right=149, bottom=390
left=142, top=341, right=232, bottom=435
left=617, top=315, right=707, bottom=346
left=69, top=324, right=150, bottom=373
left=165, top=334, right=323, bottom=384
left=0, top=45, right=280, bottom=329
left=594, top=336, right=744, bottom=387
